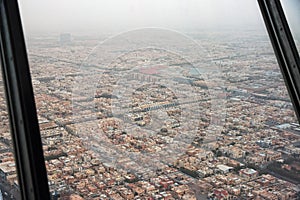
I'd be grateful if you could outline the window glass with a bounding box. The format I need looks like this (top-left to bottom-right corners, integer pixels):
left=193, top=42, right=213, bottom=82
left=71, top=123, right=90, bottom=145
left=18, top=0, right=300, bottom=199
left=0, top=70, right=21, bottom=199
left=282, top=0, right=300, bottom=56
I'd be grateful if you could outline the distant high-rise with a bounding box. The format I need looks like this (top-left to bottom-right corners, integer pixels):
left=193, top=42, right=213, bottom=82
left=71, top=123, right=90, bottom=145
left=59, top=33, right=71, bottom=45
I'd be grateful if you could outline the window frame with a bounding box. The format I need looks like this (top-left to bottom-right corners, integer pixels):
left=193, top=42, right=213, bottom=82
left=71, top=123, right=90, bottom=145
left=0, top=0, right=50, bottom=199
left=258, top=0, right=300, bottom=123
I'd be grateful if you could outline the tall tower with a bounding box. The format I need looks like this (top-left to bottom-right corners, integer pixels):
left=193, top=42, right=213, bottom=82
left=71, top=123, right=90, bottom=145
left=59, top=33, right=71, bottom=45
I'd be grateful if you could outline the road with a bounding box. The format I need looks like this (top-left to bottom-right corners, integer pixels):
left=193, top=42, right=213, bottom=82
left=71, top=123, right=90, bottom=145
left=0, top=179, right=20, bottom=200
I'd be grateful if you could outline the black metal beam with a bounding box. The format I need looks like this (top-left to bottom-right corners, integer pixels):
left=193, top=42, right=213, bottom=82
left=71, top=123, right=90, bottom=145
left=0, top=0, right=50, bottom=199
left=258, top=0, right=300, bottom=123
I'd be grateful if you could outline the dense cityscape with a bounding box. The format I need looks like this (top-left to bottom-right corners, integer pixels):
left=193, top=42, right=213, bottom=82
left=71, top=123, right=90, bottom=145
left=0, top=30, right=300, bottom=200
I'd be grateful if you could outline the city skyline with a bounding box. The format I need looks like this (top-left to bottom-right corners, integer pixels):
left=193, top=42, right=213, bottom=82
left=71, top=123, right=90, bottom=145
left=1, top=28, right=300, bottom=199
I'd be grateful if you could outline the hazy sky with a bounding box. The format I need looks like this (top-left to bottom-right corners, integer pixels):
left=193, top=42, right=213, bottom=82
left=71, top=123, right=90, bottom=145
left=18, top=0, right=272, bottom=35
